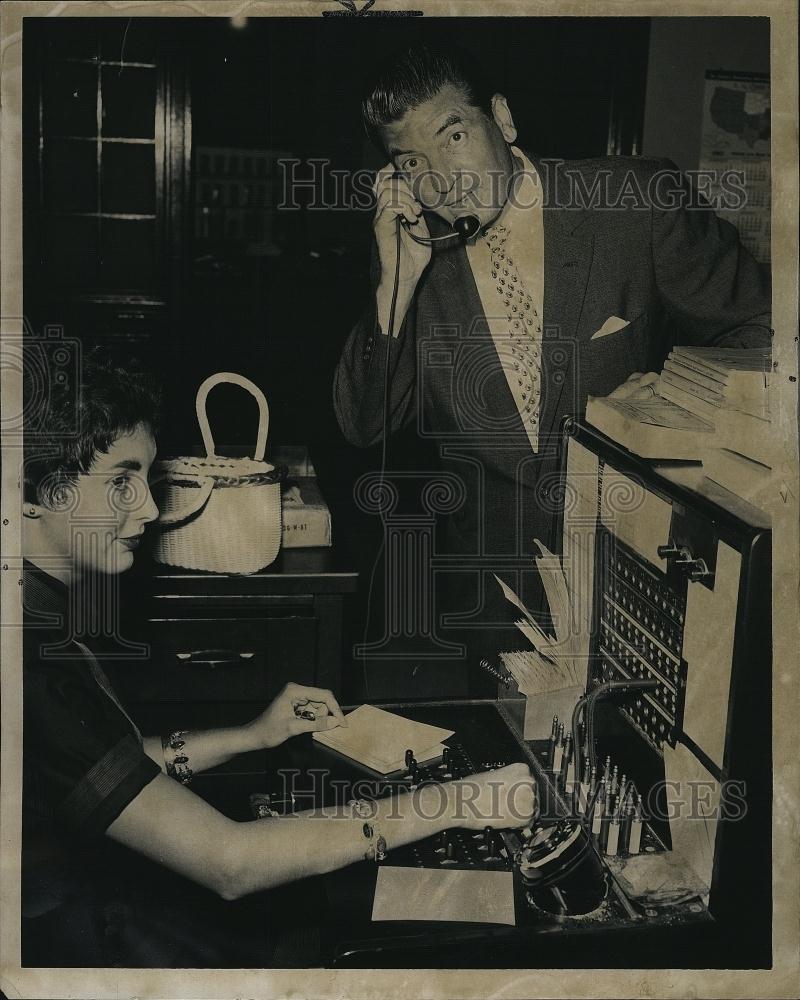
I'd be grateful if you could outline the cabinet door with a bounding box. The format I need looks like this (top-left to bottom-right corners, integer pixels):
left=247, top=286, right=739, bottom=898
left=23, top=17, right=189, bottom=344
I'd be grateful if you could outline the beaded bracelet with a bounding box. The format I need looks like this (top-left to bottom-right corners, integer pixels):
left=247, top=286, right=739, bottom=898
left=348, top=798, right=387, bottom=862
left=162, top=730, right=193, bottom=785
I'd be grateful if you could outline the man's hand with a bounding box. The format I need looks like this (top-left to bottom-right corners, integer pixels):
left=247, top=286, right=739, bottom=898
left=374, top=164, right=432, bottom=288
left=607, top=371, right=661, bottom=401
left=449, top=763, right=537, bottom=832
left=246, top=682, right=348, bottom=750
left=373, top=164, right=432, bottom=335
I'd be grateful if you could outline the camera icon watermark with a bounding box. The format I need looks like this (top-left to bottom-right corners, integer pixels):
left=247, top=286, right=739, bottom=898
left=1, top=320, right=82, bottom=446
left=418, top=320, right=578, bottom=442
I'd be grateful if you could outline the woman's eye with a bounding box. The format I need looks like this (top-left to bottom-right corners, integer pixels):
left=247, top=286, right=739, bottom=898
left=111, top=475, right=137, bottom=499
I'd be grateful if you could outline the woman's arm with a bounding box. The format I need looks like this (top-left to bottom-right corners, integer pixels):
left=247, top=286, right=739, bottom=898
left=106, top=763, right=535, bottom=901
left=142, top=682, right=348, bottom=777
left=142, top=726, right=256, bottom=777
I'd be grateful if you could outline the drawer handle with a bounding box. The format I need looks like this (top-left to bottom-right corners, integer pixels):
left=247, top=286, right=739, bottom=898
left=174, top=649, right=256, bottom=668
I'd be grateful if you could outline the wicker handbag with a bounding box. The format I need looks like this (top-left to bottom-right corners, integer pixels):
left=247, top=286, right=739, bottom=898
left=151, top=372, right=286, bottom=574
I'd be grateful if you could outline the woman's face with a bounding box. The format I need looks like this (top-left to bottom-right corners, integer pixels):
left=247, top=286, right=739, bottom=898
left=33, top=423, right=159, bottom=581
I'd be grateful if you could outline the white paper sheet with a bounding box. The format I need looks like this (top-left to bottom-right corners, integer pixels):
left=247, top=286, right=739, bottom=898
left=371, top=867, right=516, bottom=925
left=493, top=573, right=544, bottom=630
left=495, top=559, right=581, bottom=687
left=681, top=542, right=741, bottom=770
left=562, top=439, right=600, bottom=666
left=663, top=742, right=721, bottom=892
left=500, top=649, right=578, bottom=698
left=533, top=538, right=575, bottom=646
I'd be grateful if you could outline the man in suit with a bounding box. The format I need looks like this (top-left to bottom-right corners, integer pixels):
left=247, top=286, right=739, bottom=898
left=333, top=43, right=771, bottom=687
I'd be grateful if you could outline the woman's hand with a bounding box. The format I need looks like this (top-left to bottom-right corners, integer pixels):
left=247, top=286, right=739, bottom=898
left=246, top=682, right=348, bottom=750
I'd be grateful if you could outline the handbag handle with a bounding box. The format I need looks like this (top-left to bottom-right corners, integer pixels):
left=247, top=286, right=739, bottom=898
left=195, top=372, right=269, bottom=462
left=155, top=476, right=215, bottom=526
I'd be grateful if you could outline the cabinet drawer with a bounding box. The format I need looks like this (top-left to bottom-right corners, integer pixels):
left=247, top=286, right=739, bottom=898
left=112, top=652, right=271, bottom=704
left=107, top=618, right=317, bottom=707
left=145, top=613, right=313, bottom=652
left=148, top=593, right=315, bottom=619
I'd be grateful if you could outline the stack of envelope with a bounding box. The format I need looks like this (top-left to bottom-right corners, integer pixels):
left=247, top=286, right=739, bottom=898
left=313, top=704, right=454, bottom=775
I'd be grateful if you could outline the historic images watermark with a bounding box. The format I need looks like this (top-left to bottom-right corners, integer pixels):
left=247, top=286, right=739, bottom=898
left=279, top=159, right=751, bottom=214
left=264, top=766, right=748, bottom=826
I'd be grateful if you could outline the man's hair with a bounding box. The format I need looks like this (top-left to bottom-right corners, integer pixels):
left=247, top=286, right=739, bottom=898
left=23, top=346, right=163, bottom=507
left=361, top=43, right=495, bottom=149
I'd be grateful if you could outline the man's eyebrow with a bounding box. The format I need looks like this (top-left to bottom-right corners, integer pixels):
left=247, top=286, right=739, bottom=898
left=388, top=112, right=465, bottom=159
left=435, top=113, right=464, bottom=136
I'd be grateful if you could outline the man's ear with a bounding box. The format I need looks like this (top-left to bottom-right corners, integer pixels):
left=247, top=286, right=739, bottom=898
left=491, top=94, right=517, bottom=144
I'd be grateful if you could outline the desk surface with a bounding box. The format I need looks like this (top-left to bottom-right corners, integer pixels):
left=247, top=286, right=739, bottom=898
left=303, top=702, right=726, bottom=968
left=189, top=700, right=745, bottom=970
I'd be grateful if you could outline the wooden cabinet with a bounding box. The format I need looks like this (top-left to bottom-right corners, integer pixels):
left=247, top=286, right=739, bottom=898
left=107, top=549, right=358, bottom=748
left=23, top=17, right=190, bottom=346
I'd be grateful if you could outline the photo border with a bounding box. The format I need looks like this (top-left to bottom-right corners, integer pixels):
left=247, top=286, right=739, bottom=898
left=1, top=2, right=797, bottom=997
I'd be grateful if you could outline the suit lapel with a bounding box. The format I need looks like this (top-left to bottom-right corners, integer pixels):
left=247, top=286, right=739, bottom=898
left=423, top=158, right=596, bottom=443
left=531, top=155, right=595, bottom=440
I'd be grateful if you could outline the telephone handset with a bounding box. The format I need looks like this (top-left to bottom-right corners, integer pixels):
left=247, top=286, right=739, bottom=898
left=388, top=170, right=482, bottom=246
left=401, top=212, right=482, bottom=246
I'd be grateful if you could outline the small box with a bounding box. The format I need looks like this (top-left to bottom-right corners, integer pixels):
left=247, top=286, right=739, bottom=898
left=281, top=476, right=332, bottom=548
left=497, top=658, right=583, bottom=742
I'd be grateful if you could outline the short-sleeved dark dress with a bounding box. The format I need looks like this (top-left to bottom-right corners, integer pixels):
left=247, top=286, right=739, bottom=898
left=21, top=562, right=320, bottom=968
left=23, top=564, right=161, bottom=856
left=22, top=562, right=164, bottom=964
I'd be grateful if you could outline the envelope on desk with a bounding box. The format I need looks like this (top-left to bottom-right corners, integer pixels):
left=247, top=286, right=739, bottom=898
left=372, top=867, right=516, bottom=925
left=591, top=315, right=630, bottom=339
left=313, top=704, right=454, bottom=774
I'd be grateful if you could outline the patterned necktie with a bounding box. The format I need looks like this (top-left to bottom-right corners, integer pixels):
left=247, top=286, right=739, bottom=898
left=486, top=224, right=542, bottom=437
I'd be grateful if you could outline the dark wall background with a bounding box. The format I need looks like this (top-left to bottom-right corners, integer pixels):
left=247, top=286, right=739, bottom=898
left=643, top=16, right=770, bottom=172
left=24, top=14, right=766, bottom=693
left=23, top=14, right=651, bottom=456
left=179, top=16, right=650, bottom=456
left=174, top=17, right=649, bottom=686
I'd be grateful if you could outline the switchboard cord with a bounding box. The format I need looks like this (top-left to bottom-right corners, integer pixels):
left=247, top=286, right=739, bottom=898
left=570, top=678, right=659, bottom=822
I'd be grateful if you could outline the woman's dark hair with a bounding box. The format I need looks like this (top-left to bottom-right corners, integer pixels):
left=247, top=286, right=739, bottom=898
left=361, top=43, right=495, bottom=148
left=23, top=345, right=163, bottom=507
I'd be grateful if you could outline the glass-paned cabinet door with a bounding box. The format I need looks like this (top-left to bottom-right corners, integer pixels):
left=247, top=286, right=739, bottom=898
left=31, top=18, right=164, bottom=298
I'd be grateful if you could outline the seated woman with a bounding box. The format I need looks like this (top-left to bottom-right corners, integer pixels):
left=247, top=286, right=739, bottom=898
left=21, top=348, right=535, bottom=967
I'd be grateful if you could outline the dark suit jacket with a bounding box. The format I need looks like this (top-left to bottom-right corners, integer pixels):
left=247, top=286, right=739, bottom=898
left=333, top=155, right=771, bottom=622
